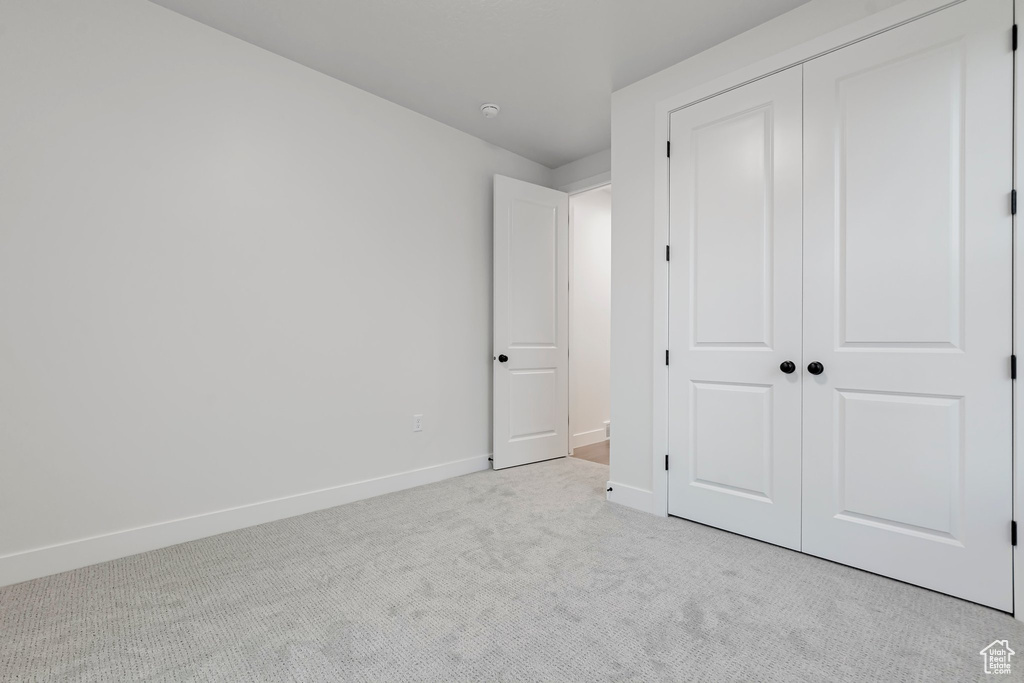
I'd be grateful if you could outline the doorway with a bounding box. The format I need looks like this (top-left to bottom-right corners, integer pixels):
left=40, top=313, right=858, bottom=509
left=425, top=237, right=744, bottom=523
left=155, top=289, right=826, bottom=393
left=569, top=185, right=611, bottom=466
left=491, top=176, right=610, bottom=471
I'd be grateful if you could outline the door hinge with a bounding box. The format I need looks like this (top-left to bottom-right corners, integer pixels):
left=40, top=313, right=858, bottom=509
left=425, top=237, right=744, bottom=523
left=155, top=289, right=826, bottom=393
left=1013, top=521, right=1017, bottom=546
left=1012, top=355, right=1017, bottom=379
left=666, top=245, right=670, bottom=261
left=1014, top=24, right=1018, bottom=51
left=665, top=350, right=670, bottom=366
left=665, top=454, right=669, bottom=471
left=1012, top=190, right=1017, bottom=215
left=666, top=141, right=671, bottom=158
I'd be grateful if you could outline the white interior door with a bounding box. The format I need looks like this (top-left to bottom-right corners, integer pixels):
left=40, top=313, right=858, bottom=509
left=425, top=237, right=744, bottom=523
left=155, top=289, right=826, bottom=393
left=493, top=175, right=569, bottom=470
left=667, top=67, right=803, bottom=550
left=802, top=0, right=1013, bottom=610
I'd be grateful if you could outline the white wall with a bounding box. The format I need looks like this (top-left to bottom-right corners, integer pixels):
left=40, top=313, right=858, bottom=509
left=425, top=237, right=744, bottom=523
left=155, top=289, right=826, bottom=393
left=570, top=187, right=611, bottom=450
left=608, top=0, right=916, bottom=499
left=0, top=0, right=552, bottom=585
left=553, top=148, right=611, bottom=193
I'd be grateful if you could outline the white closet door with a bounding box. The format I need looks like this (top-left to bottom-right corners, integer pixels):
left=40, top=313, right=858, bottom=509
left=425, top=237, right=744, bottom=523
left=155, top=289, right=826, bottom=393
left=802, top=0, right=1013, bottom=610
left=668, top=67, right=803, bottom=550
left=493, top=175, right=569, bottom=470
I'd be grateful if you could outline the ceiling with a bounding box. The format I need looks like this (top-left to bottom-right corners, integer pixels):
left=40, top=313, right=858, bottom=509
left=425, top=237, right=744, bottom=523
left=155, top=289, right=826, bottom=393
left=150, top=0, right=811, bottom=168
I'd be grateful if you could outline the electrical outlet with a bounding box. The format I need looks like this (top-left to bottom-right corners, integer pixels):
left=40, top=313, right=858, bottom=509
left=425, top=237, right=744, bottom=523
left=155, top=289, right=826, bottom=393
left=413, top=414, right=423, bottom=432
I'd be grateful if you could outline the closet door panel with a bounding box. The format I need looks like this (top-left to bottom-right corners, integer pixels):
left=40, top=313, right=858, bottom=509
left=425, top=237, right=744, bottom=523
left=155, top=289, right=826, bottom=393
left=802, top=0, right=1012, bottom=610
left=667, top=67, right=803, bottom=550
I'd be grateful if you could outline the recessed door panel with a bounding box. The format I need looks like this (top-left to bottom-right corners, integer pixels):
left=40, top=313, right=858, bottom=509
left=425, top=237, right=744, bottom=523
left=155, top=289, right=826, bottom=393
left=802, top=0, right=1012, bottom=610
left=690, top=382, right=773, bottom=500
left=668, top=66, right=803, bottom=551
left=692, top=107, right=773, bottom=347
left=509, top=200, right=558, bottom=348
left=836, top=390, right=963, bottom=541
left=838, top=42, right=964, bottom=348
left=509, top=369, right=558, bottom=441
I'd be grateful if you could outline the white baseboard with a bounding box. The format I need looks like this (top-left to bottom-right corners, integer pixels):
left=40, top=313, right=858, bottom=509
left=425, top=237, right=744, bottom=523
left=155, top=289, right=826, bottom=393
left=572, top=428, right=608, bottom=449
left=0, top=454, right=491, bottom=588
left=605, top=480, right=654, bottom=515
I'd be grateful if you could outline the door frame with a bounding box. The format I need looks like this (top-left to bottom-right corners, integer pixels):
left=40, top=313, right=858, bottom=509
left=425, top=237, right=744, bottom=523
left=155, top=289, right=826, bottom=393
left=567, top=181, right=612, bottom=458
left=651, top=0, right=1021, bottom=618
left=1013, top=0, right=1022, bottom=622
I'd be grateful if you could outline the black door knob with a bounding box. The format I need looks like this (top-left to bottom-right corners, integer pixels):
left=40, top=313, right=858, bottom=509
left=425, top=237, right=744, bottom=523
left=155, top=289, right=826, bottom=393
left=498, top=354, right=508, bottom=363
left=779, top=361, right=796, bottom=374
left=807, top=361, right=824, bottom=375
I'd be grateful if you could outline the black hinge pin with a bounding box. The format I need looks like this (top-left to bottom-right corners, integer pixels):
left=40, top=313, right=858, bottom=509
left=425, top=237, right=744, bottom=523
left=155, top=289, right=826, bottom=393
left=1014, top=24, right=1018, bottom=51
left=666, top=141, right=671, bottom=158
left=1012, top=355, right=1017, bottom=379
left=665, top=454, right=669, bottom=471
left=666, top=245, right=670, bottom=261
left=665, top=350, right=670, bottom=366
left=1012, top=189, right=1017, bottom=215
left=1013, top=521, right=1017, bottom=546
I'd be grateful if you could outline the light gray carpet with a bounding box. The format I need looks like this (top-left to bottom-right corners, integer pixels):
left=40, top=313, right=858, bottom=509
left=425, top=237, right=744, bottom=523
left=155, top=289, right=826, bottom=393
left=2, top=458, right=1022, bottom=682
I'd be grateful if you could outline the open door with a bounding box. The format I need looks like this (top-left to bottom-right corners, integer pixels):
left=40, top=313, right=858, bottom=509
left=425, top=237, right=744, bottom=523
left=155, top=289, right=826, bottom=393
left=493, top=175, right=569, bottom=469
